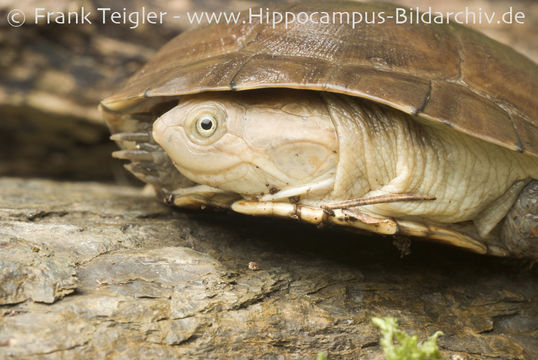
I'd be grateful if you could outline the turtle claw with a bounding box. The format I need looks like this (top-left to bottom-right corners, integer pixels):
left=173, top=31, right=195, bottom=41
left=124, top=162, right=160, bottom=183
left=110, top=132, right=150, bottom=142
left=113, top=149, right=154, bottom=162
left=112, top=149, right=168, bottom=164
left=136, top=143, right=161, bottom=152
left=124, top=163, right=166, bottom=186
left=110, top=129, right=196, bottom=191
left=128, top=161, right=159, bottom=173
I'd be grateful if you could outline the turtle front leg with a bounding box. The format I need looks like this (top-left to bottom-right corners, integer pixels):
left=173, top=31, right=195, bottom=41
left=110, top=129, right=196, bottom=192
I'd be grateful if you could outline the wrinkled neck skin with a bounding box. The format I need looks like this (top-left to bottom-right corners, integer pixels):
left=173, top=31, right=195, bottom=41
left=323, top=94, right=398, bottom=201
left=324, top=93, right=537, bottom=232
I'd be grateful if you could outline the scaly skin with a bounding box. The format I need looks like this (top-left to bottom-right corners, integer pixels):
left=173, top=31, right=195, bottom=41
left=323, top=93, right=538, bottom=235
left=152, top=89, right=538, bottom=243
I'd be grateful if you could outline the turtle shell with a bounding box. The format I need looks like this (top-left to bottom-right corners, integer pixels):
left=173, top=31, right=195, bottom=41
left=101, top=1, right=538, bottom=158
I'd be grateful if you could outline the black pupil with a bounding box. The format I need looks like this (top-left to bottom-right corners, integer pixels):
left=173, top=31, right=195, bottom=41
left=200, top=118, right=213, bottom=130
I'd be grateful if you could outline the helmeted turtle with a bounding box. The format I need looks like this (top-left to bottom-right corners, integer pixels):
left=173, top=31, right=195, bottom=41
left=100, top=1, right=538, bottom=258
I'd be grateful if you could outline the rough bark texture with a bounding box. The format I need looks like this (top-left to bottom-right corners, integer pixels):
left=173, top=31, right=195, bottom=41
left=0, top=178, right=536, bottom=359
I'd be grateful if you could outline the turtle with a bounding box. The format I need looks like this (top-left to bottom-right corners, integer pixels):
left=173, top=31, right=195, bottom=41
left=100, top=1, right=538, bottom=258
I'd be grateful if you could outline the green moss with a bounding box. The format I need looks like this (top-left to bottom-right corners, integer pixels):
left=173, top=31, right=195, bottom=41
left=372, top=317, right=443, bottom=360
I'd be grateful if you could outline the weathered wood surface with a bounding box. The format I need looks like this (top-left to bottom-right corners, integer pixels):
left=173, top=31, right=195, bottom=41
left=0, top=178, right=536, bottom=359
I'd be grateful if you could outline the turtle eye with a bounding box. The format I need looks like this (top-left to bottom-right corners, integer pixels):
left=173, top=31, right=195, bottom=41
left=195, top=114, right=218, bottom=137
left=185, top=104, right=226, bottom=145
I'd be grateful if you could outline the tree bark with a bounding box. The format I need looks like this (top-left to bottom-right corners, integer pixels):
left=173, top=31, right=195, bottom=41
left=0, top=178, right=536, bottom=359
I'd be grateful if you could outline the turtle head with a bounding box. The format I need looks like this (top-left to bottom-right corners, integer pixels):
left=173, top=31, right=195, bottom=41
left=152, top=90, right=338, bottom=201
